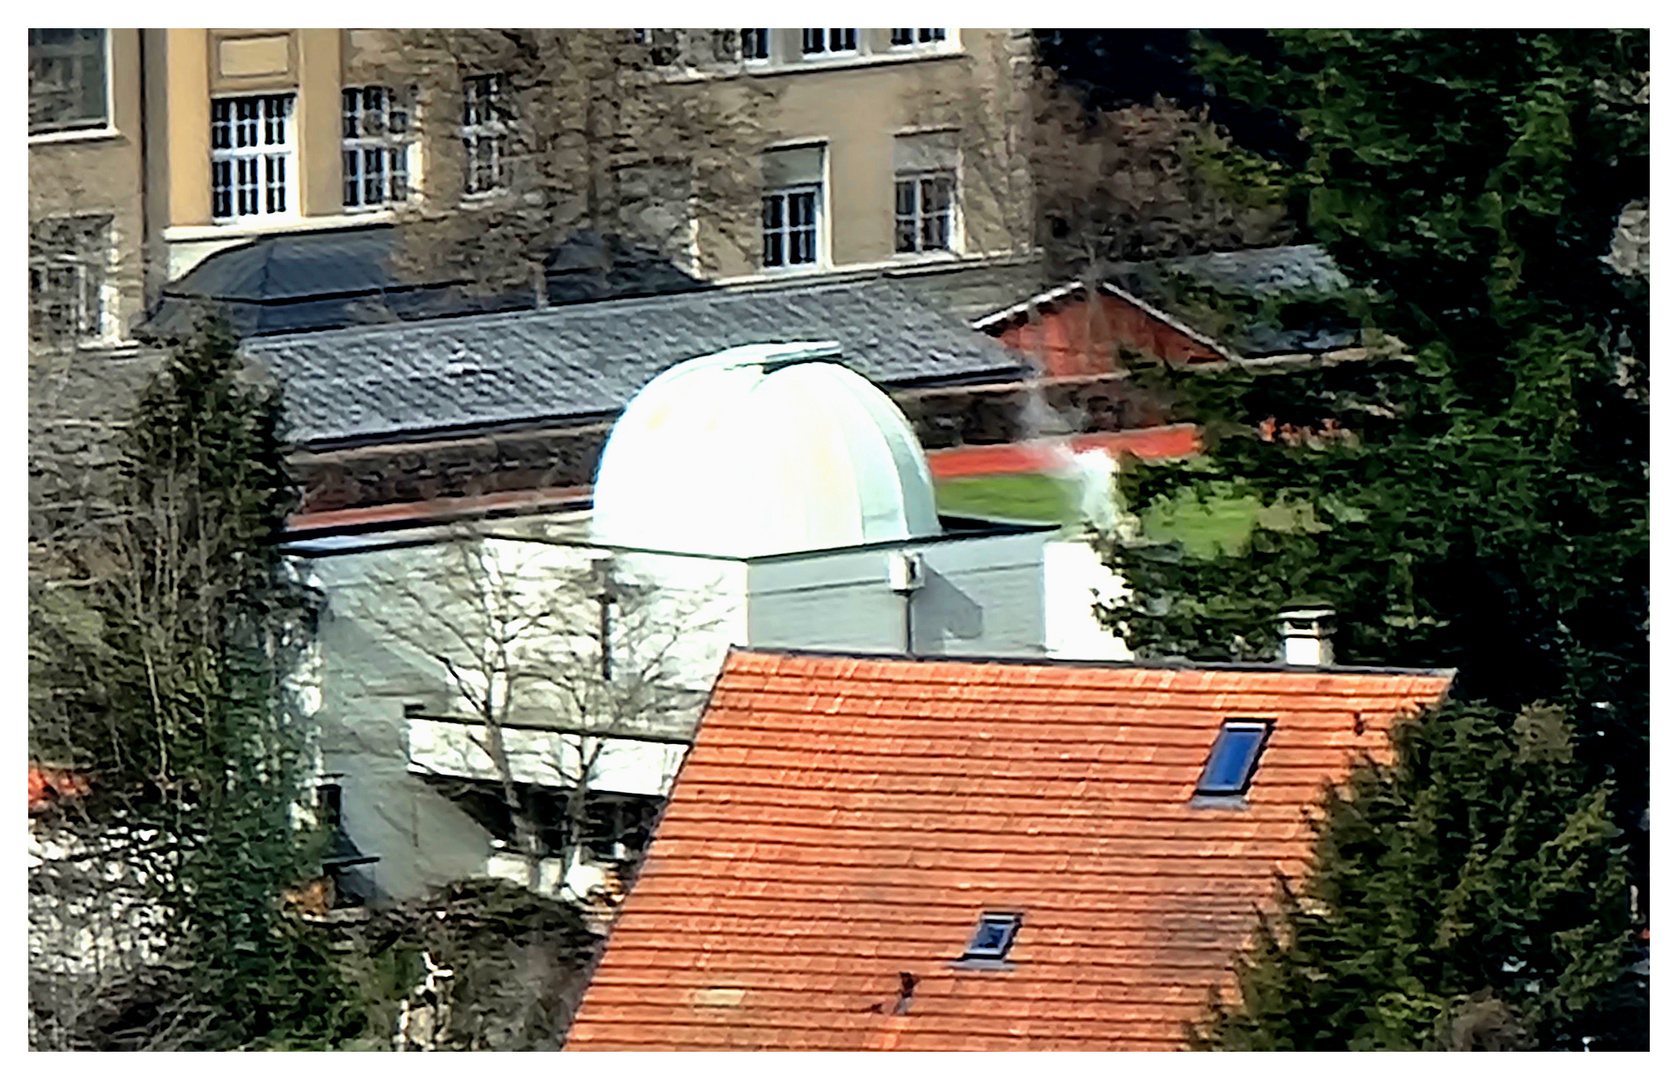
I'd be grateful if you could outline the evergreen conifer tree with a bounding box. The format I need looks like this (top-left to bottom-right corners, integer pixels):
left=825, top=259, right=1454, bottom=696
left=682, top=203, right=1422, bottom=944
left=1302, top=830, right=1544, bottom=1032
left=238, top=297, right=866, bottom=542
left=1196, top=701, right=1645, bottom=1050
left=29, top=320, right=362, bottom=1048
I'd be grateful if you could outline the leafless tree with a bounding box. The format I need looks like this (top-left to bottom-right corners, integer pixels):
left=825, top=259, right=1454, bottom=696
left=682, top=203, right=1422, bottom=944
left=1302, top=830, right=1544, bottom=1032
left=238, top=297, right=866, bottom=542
left=1027, top=78, right=1295, bottom=283
left=355, top=28, right=774, bottom=302
left=356, top=524, right=723, bottom=897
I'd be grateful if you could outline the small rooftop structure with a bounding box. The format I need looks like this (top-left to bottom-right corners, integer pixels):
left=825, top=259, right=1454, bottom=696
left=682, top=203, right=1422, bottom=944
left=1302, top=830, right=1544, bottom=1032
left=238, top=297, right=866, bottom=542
left=591, top=343, right=941, bottom=559
left=568, top=649, right=1454, bottom=1051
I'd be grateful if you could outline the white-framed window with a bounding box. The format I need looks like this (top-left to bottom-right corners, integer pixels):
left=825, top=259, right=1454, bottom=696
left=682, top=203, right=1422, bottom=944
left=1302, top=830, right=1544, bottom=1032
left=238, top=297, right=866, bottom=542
left=800, top=29, right=857, bottom=57
left=895, top=173, right=956, bottom=253
left=28, top=28, right=108, bottom=135
left=762, top=144, right=825, bottom=269
left=211, top=94, right=296, bottom=221
left=762, top=186, right=820, bottom=268
left=29, top=215, right=113, bottom=344
left=893, top=131, right=960, bottom=254
left=740, top=28, right=770, bottom=62
left=890, top=28, right=949, bottom=48
left=461, top=73, right=510, bottom=196
left=342, top=86, right=414, bottom=211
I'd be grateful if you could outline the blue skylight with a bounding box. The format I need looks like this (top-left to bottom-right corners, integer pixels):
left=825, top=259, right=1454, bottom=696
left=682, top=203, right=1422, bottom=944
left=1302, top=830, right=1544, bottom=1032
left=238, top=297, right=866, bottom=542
left=1196, top=720, right=1272, bottom=796
left=962, top=912, right=1023, bottom=961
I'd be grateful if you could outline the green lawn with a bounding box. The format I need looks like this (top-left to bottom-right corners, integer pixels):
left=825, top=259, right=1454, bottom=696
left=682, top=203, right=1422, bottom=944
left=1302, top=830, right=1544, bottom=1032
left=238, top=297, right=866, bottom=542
left=935, top=473, right=1304, bottom=558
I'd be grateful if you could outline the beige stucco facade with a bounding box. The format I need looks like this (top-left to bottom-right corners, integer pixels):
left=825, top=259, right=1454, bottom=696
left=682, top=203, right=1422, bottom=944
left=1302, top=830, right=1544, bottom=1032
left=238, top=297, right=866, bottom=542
left=28, top=28, right=148, bottom=344
left=134, top=28, right=1033, bottom=283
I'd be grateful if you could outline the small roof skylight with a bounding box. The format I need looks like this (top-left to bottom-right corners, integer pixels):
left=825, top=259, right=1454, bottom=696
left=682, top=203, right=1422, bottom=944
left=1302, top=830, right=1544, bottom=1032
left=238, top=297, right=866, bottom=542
left=1196, top=720, right=1272, bottom=797
left=962, top=912, right=1023, bottom=962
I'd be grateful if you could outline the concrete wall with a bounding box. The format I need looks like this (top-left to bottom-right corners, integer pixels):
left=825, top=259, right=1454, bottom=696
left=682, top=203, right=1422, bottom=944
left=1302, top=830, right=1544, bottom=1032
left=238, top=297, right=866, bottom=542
left=746, top=531, right=1046, bottom=658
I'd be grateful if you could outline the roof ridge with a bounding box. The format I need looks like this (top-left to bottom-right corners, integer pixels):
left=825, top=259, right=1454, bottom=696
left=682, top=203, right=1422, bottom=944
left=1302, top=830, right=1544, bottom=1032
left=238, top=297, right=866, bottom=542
left=725, top=645, right=1456, bottom=679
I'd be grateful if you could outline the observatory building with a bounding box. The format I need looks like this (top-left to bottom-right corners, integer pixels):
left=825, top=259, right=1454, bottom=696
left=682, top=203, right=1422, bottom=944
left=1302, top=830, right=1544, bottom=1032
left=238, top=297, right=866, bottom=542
left=296, top=343, right=1113, bottom=903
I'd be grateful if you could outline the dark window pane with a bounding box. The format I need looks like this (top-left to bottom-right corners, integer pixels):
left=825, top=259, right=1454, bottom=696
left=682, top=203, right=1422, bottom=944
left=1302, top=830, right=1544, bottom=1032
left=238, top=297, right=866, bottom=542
left=791, top=227, right=815, bottom=264
left=763, top=230, right=783, bottom=268
left=789, top=192, right=814, bottom=227
left=896, top=179, right=916, bottom=217
left=801, top=29, right=822, bottom=54
left=1197, top=724, right=1268, bottom=794
left=364, top=147, right=384, bottom=204
left=896, top=220, right=918, bottom=253
left=892, top=29, right=913, bottom=45
left=761, top=195, right=783, bottom=229
left=342, top=88, right=358, bottom=138
left=343, top=149, right=359, bottom=206
left=963, top=913, right=1021, bottom=959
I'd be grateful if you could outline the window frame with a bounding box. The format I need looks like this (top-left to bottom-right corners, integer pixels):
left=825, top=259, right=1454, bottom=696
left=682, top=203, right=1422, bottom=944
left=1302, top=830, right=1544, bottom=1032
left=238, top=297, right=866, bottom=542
left=890, top=28, right=950, bottom=49
left=210, top=93, right=298, bottom=223
left=800, top=29, right=858, bottom=58
left=740, top=28, right=771, bottom=63
left=761, top=183, right=823, bottom=270
left=29, top=214, right=115, bottom=346
left=341, top=85, right=415, bottom=213
left=461, top=72, right=511, bottom=198
left=28, top=28, right=111, bottom=137
left=1194, top=719, right=1274, bottom=798
left=960, top=911, right=1023, bottom=962
left=894, top=168, right=959, bottom=255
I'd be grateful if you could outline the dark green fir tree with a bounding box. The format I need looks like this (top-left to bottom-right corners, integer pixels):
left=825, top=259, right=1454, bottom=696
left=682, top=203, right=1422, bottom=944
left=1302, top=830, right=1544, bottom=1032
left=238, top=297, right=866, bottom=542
left=29, top=318, right=363, bottom=1048
left=1195, top=701, right=1645, bottom=1050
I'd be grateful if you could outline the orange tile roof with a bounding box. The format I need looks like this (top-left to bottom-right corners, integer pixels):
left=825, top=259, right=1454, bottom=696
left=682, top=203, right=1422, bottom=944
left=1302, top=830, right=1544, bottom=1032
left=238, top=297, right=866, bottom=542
left=568, top=651, right=1452, bottom=1051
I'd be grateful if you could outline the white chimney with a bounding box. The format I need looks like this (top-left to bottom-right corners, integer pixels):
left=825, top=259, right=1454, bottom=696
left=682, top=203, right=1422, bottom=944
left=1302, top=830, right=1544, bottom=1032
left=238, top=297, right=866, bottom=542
left=1279, top=608, right=1336, bottom=667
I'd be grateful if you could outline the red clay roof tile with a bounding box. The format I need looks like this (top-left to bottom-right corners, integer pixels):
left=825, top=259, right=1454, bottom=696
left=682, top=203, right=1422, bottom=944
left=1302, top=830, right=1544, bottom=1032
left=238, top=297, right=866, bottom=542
left=569, top=653, right=1451, bottom=1051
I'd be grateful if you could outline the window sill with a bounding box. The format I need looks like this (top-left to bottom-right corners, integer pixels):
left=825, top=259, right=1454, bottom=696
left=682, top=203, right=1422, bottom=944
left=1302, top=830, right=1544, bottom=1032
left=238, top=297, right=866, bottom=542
left=660, top=47, right=965, bottom=84
left=164, top=211, right=395, bottom=243
left=28, top=125, right=122, bottom=146
left=1189, top=794, right=1251, bottom=810
left=890, top=249, right=966, bottom=266
left=948, top=958, right=1015, bottom=972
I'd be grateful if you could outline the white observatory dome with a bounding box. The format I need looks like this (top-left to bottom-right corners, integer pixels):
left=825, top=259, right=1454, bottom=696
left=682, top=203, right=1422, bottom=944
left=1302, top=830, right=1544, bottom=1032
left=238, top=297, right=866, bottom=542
left=591, top=342, right=941, bottom=557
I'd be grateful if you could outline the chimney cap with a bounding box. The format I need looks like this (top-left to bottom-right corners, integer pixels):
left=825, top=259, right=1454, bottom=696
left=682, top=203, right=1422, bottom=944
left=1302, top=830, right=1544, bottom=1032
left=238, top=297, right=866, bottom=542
left=1279, top=607, right=1337, bottom=623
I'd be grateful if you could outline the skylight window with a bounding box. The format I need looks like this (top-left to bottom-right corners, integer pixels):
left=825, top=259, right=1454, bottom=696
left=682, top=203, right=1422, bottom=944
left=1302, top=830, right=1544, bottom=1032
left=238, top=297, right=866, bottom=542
left=961, top=912, right=1022, bottom=961
left=1196, top=720, right=1272, bottom=797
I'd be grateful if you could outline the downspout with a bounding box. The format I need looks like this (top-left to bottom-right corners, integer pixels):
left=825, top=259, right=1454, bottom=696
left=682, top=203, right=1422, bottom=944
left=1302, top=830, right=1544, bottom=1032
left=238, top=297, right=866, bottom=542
left=888, top=551, right=923, bottom=657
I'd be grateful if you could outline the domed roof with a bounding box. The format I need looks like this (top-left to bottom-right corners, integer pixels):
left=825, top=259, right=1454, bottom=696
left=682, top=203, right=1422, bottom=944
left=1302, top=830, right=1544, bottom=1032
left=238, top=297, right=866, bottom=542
left=592, top=342, right=941, bottom=557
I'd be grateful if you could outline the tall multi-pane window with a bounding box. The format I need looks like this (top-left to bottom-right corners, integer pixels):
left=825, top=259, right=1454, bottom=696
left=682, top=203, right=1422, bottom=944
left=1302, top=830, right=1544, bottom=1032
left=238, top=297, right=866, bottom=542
left=740, top=28, right=770, bottom=61
left=895, top=174, right=955, bottom=252
left=342, top=86, right=412, bottom=210
left=893, top=132, right=959, bottom=254
left=800, top=29, right=857, bottom=56
left=762, top=188, right=820, bottom=268
left=461, top=74, right=509, bottom=196
left=28, top=28, right=107, bottom=134
left=211, top=95, right=295, bottom=220
left=890, top=28, right=948, bottom=46
left=29, top=215, right=112, bottom=343
left=762, top=145, right=824, bottom=269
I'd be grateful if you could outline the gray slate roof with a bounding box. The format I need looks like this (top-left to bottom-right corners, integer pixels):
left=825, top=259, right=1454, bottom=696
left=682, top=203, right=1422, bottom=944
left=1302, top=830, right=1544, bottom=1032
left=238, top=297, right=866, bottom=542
left=245, top=276, right=1033, bottom=447
left=1108, top=244, right=1359, bottom=358
left=145, top=226, right=712, bottom=339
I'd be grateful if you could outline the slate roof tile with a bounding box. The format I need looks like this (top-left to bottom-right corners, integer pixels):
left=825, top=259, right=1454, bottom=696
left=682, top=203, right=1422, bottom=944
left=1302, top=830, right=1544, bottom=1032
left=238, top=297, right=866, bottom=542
left=243, top=277, right=1030, bottom=446
left=568, top=652, right=1451, bottom=1051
